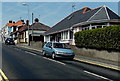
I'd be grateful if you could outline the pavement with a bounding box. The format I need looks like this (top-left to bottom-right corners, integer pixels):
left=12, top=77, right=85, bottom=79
left=16, top=44, right=120, bottom=71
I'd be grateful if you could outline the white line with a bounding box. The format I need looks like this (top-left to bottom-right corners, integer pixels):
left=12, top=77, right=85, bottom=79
left=43, top=57, right=66, bottom=65
left=25, top=51, right=36, bottom=56
left=0, top=75, right=2, bottom=81
left=84, top=70, right=113, bottom=81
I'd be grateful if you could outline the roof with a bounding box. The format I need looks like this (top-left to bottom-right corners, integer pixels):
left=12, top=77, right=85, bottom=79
left=7, top=20, right=24, bottom=27
left=18, top=24, right=28, bottom=32
left=30, top=22, right=50, bottom=31
left=45, top=6, right=120, bottom=35
left=14, top=20, right=24, bottom=26
left=11, top=24, right=28, bottom=35
left=7, top=23, right=15, bottom=27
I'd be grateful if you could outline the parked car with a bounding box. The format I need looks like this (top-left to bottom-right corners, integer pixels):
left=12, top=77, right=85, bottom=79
left=5, top=38, right=15, bottom=45
left=42, top=42, right=75, bottom=59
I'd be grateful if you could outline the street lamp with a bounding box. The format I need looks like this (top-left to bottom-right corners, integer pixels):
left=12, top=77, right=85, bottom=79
left=22, top=3, right=30, bottom=46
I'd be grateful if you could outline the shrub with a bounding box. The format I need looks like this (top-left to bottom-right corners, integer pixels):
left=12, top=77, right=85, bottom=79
left=74, top=25, right=120, bottom=51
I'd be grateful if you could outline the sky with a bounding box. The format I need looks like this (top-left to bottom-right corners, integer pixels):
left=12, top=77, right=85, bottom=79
left=0, top=0, right=120, bottom=30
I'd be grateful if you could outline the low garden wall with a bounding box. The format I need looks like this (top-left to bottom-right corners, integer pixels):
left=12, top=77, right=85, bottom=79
left=30, top=41, right=43, bottom=49
left=74, top=25, right=120, bottom=62
left=70, top=45, right=120, bottom=62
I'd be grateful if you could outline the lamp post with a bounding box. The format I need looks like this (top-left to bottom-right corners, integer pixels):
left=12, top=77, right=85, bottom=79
left=22, top=3, right=30, bottom=46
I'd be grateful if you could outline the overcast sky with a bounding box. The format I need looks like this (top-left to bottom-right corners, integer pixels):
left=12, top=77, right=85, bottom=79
left=1, top=0, right=119, bottom=29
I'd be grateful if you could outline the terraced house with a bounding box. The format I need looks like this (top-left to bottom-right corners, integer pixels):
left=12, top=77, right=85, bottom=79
left=1, top=20, right=24, bottom=42
left=44, top=6, right=120, bottom=45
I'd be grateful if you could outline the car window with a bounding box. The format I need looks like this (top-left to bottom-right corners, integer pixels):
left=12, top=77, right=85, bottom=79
left=53, top=43, right=64, bottom=48
left=46, top=42, right=52, bottom=47
left=7, top=38, right=13, bottom=40
left=53, top=43, right=70, bottom=49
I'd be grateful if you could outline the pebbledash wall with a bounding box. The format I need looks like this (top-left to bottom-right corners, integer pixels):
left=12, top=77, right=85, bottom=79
left=70, top=46, right=120, bottom=62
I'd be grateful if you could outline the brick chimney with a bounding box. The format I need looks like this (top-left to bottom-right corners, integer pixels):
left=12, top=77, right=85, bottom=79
left=13, top=21, right=15, bottom=23
left=21, top=20, right=24, bottom=23
left=26, top=20, right=29, bottom=26
left=9, top=20, right=12, bottom=23
left=34, top=18, right=39, bottom=23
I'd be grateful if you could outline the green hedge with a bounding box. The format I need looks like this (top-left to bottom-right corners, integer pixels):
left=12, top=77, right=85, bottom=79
left=74, top=25, right=120, bottom=51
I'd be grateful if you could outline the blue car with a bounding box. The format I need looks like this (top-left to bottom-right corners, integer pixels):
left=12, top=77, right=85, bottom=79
left=5, top=38, right=15, bottom=45
left=42, top=42, right=75, bottom=59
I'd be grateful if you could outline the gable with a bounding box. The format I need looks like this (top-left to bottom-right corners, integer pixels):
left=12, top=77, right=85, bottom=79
left=106, top=7, right=120, bottom=19
left=88, top=7, right=108, bottom=21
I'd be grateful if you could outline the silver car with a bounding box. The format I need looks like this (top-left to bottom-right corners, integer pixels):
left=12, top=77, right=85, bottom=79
left=42, top=42, right=75, bottom=59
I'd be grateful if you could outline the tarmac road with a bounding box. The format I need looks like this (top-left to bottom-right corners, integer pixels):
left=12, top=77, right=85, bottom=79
left=1, top=44, right=120, bottom=81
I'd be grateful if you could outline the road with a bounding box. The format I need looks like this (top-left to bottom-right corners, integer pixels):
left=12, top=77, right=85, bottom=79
left=1, top=44, right=120, bottom=81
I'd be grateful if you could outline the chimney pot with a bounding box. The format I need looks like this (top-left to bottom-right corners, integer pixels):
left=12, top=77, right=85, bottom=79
left=26, top=20, right=29, bottom=26
left=21, top=20, right=24, bottom=23
left=9, top=20, right=12, bottom=23
left=34, top=18, right=39, bottom=23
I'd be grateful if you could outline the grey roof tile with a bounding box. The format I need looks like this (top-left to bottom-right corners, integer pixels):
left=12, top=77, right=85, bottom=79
left=30, top=22, right=50, bottom=31
left=45, top=6, right=120, bottom=35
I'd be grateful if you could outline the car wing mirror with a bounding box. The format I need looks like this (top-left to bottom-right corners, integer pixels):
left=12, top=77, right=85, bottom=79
left=49, top=46, right=52, bottom=49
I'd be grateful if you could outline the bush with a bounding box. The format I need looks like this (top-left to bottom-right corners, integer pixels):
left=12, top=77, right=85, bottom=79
left=74, top=25, right=120, bottom=51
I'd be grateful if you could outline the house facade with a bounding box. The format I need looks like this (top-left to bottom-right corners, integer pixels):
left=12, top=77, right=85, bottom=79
left=29, top=18, right=50, bottom=47
left=44, top=6, right=120, bottom=45
left=1, top=20, right=24, bottom=42
left=29, top=18, right=50, bottom=42
left=10, top=18, right=50, bottom=45
left=10, top=20, right=28, bottom=43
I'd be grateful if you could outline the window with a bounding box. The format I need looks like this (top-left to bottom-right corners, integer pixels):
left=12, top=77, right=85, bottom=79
left=82, top=27, right=89, bottom=31
left=61, top=31, right=68, bottom=40
left=46, top=42, right=52, bottom=47
left=53, top=43, right=64, bottom=48
left=92, top=27, right=95, bottom=29
left=61, top=33, right=63, bottom=39
left=64, top=31, right=68, bottom=39
left=70, top=31, right=73, bottom=39
left=97, top=26, right=102, bottom=28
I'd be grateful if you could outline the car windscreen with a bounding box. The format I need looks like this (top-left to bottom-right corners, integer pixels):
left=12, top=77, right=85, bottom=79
left=53, top=43, right=64, bottom=48
left=6, top=38, right=14, bottom=41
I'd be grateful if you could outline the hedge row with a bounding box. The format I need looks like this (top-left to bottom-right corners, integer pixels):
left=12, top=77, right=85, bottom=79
left=74, top=25, right=120, bottom=51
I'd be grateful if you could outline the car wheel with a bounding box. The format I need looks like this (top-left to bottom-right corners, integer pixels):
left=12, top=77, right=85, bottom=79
left=52, top=53, right=56, bottom=59
left=69, top=58, right=74, bottom=60
left=42, top=51, right=46, bottom=56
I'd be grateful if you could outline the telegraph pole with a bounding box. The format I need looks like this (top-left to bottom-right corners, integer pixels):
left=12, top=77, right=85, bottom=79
left=32, top=13, right=34, bottom=41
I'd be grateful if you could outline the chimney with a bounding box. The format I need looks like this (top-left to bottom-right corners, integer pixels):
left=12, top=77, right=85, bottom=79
left=13, top=21, right=15, bottom=23
left=34, top=18, right=39, bottom=23
left=21, top=20, right=24, bottom=23
left=9, top=20, right=12, bottom=23
left=26, top=20, right=29, bottom=26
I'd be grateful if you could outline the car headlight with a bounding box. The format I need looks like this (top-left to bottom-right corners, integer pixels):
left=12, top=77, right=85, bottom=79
left=7, top=41, right=10, bottom=42
left=55, top=51, right=64, bottom=54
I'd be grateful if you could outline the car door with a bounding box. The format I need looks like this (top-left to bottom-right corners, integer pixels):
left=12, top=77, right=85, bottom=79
left=45, top=42, right=53, bottom=55
left=47, top=42, right=53, bottom=55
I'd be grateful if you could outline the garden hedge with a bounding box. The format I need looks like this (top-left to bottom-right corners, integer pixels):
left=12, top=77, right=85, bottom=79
left=74, top=25, right=120, bottom=51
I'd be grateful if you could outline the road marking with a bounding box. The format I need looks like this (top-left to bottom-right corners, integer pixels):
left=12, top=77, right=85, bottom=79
left=0, top=74, right=2, bottom=81
left=0, top=69, right=9, bottom=81
left=74, top=58, right=120, bottom=71
left=25, top=51, right=37, bottom=56
left=84, top=70, right=113, bottom=81
left=43, top=57, right=66, bottom=65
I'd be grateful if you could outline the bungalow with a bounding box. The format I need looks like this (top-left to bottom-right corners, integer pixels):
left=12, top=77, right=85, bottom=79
left=44, top=6, right=120, bottom=45
left=29, top=18, right=50, bottom=47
